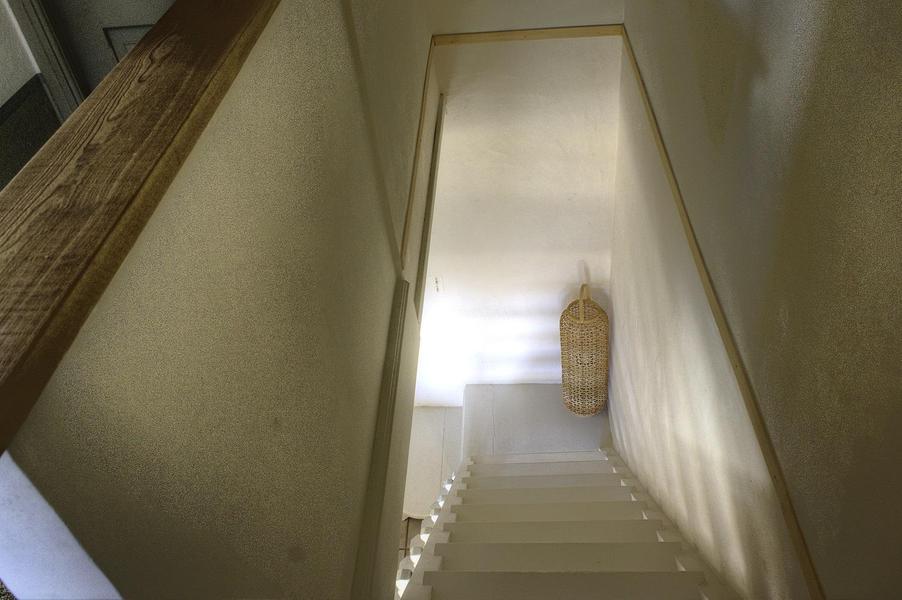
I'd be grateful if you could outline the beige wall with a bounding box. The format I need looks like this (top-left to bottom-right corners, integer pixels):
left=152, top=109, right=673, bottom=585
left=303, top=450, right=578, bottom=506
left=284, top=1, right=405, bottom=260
left=10, top=1, right=403, bottom=597
left=624, top=2, right=902, bottom=597
left=608, top=47, right=808, bottom=599
left=345, top=0, right=432, bottom=249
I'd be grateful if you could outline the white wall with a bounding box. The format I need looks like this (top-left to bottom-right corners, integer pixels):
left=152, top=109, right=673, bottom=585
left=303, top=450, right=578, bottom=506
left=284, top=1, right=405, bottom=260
left=0, top=453, right=117, bottom=599
left=463, top=384, right=610, bottom=458
left=0, top=0, right=37, bottom=104
left=608, top=49, right=807, bottom=599
left=403, top=407, right=462, bottom=519
left=416, top=37, right=622, bottom=406
left=624, top=2, right=902, bottom=597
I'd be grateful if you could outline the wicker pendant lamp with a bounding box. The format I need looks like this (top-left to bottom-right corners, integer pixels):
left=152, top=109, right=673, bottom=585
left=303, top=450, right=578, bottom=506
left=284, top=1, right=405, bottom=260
left=560, top=284, right=610, bottom=416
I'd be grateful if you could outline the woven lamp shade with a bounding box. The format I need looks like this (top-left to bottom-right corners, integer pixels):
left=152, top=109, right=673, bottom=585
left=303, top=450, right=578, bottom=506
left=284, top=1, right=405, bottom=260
left=560, top=284, right=610, bottom=416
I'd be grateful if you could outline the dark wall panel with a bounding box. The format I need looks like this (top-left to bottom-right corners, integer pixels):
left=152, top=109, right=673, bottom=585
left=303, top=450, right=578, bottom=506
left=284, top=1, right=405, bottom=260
left=0, top=75, right=60, bottom=190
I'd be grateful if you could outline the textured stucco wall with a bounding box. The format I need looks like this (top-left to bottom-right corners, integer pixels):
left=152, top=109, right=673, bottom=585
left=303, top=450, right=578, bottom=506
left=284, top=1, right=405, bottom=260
left=0, top=0, right=37, bottom=105
left=345, top=0, right=431, bottom=248
left=9, top=1, right=400, bottom=598
left=609, top=48, right=807, bottom=599
left=624, top=2, right=902, bottom=597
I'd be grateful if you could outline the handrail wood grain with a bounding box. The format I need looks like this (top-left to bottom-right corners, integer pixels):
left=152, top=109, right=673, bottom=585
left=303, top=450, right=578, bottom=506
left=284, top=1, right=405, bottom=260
left=0, top=0, right=280, bottom=451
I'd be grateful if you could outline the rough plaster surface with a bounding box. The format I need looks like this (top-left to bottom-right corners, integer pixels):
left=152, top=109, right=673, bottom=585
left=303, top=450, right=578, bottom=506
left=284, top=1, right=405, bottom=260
left=416, top=38, right=621, bottom=406
left=345, top=0, right=431, bottom=249
left=625, top=2, right=902, bottom=596
left=608, top=49, right=807, bottom=600
left=0, top=0, right=37, bottom=105
left=9, top=1, right=399, bottom=598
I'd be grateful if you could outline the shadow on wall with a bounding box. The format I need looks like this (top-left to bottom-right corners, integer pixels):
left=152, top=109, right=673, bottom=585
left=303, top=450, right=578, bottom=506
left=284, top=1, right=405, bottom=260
left=623, top=0, right=901, bottom=596
left=753, top=2, right=902, bottom=597
left=684, top=0, right=766, bottom=148
left=560, top=260, right=614, bottom=317
left=609, top=7, right=812, bottom=595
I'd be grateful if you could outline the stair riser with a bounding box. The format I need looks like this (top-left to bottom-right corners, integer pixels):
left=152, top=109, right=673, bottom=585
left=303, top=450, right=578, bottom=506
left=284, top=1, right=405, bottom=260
left=434, top=542, right=683, bottom=572
left=463, top=473, right=627, bottom=489
left=471, top=451, right=609, bottom=464
left=468, top=462, right=620, bottom=477
left=452, top=501, right=647, bottom=522
left=458, top=486, right=634, bottom=504
left=445, top=520, right=664, bottom=543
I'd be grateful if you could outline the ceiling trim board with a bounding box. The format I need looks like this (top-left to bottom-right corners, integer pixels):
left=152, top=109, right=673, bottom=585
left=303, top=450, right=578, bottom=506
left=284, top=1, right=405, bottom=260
left=432, top=24, right=623, bottom=46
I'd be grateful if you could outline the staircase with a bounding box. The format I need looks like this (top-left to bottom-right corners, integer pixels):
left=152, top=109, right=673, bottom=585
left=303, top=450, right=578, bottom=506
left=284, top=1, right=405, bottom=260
left=399, top=449, right=736, bottom=600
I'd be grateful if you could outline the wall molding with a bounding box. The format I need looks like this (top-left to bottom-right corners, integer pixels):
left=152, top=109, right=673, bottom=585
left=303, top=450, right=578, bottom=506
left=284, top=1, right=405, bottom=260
left=6, top=0, right=83, bottom=120
left=399, top=40, right=435, bottom=271
left=413, top=94, right=445, bottom=322
left=352, top=277, right=411, bottom=599
left=432, top=24, right=621, bottom=46
left=396, top=22, right=825, bottom=600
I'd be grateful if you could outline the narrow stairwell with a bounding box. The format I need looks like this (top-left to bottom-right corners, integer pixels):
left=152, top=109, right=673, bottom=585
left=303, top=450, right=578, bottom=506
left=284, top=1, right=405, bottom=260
left=399, top=449, right=736, bottom=600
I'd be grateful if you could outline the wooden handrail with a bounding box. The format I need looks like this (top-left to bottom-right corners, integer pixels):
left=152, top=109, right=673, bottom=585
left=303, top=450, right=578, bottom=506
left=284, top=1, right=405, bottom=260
left=0, top=0, right=280, bottom=452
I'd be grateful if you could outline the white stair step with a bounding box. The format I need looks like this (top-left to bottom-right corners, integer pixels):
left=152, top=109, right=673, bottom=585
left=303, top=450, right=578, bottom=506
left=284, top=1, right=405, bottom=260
left=471, top=451, right=609, bottom=464
left=434, top=542, right=684, bottom=572
left=462, top=473, right=627, bottom=489
left=458, top=485, right=634, bottom=504
left=445, top=519, right=665, bottom=543
left=423, top=571, right=707, bottom=600
left=450, top=501, right=647, bottom=522
left=699, top=582, right=740, bottom=599
left=467, top=461, right=620, bottom=477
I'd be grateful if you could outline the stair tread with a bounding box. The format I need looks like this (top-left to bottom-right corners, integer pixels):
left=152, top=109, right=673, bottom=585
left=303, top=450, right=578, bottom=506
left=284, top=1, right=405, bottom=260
left=424, top=570, right=707, bottom=600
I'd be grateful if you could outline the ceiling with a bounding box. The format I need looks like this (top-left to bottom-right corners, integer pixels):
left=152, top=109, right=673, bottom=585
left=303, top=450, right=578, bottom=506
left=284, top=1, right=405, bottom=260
left=415, top=36, right=623, bottom=406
